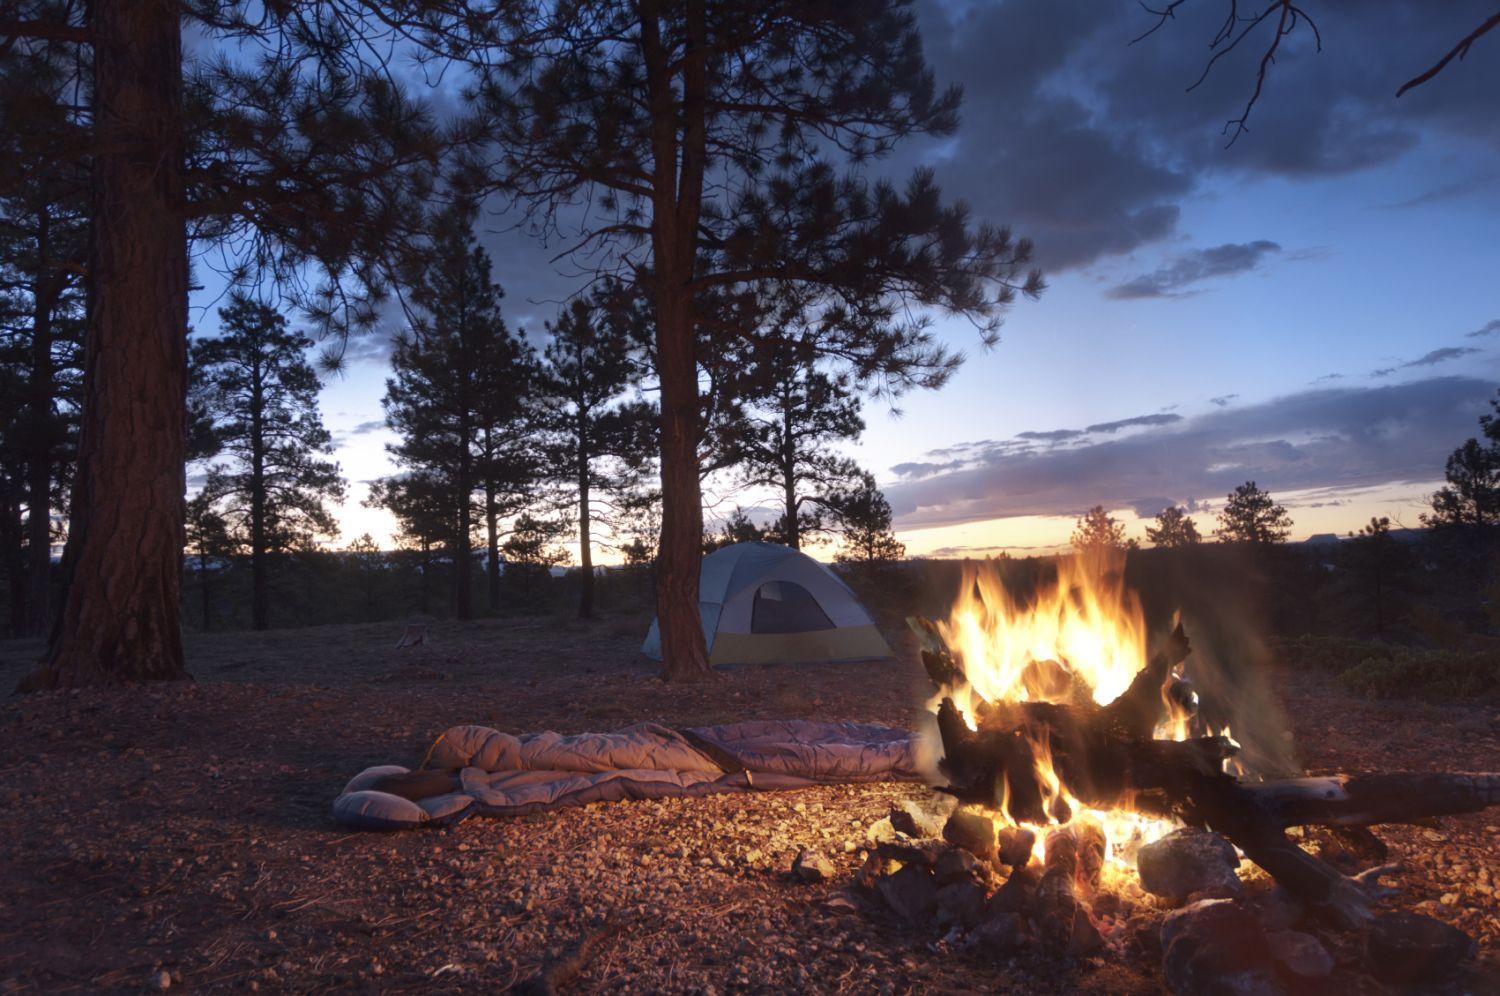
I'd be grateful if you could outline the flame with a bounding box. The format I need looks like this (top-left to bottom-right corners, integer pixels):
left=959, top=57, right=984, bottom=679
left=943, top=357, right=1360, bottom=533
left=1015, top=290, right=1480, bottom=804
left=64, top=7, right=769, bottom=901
left=937, top=550, right=1150, bottom=723
left=934, top=551, right=1187, bottom=873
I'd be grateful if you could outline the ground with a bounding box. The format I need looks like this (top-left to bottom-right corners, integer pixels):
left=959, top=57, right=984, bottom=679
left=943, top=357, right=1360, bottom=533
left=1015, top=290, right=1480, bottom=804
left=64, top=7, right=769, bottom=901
left=0, top=612, right=1496, bottom=994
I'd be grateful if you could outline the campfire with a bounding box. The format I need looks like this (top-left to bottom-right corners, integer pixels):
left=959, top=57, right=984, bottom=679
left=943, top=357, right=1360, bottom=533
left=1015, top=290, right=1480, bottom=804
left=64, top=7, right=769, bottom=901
left=844, top=552, right=1497, bottom=984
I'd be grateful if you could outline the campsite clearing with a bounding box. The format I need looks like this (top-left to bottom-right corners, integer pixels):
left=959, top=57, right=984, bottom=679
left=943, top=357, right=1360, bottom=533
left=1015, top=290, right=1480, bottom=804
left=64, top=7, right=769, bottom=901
left=0, top=614, right=1496, bottom=993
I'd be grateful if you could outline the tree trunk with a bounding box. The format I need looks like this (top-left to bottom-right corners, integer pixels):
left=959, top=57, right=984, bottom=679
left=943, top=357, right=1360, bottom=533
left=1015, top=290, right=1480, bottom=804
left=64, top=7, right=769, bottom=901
left=454, top=490, right=472, bottom=620
left=642, top=0, right=711, bottom=682
left=23, top=206, right=60, bottom=638
left=20, top=0, right=189, bottom=690
left=781, top=392, right=798, bottom=549
left=653, top=291, right=710, bottom=680
left=577, top=441, right=595, bottom=618
left=199, top=549, right=212, bottom=631
left=485, top=480, right=500, bottom=613
left=249, top=373, right=268, bottom=631
left=2, top=496, right=24, bottom=637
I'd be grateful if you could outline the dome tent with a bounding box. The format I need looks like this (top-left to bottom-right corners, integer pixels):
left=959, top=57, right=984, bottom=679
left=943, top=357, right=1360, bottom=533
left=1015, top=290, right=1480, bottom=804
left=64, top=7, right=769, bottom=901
left=641, top=542, right=893, bottom=665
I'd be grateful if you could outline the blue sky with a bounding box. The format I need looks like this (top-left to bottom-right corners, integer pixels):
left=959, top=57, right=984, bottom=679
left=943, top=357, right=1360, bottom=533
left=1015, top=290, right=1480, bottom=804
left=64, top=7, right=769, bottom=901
left=190, top=1, right=1500, bottom=558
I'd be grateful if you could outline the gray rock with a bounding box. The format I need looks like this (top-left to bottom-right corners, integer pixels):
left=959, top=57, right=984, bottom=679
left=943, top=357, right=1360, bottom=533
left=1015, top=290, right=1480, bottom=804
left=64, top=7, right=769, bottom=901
left=986, top=865, right=1037, bottom=916
left=792, top=848, right=835, bottom=883
left=1265, top=930, right=1332, bottom=980
left=1137, top=829, right=1242, bottom=903
left=876, top=864, right=939, bottom=924
left=934, top=880, right=987, bottom=930
left=888, top=800, right=942, bottom=839
left=971, top=911, right=1032, bottom=953
left=942, top=809, right=996, bottom=861
left=1161, top=898, right=1283, bottom=996
left=933, top=847, right=982, bottom=886
left=1365, top=912, right=1476, bottom=985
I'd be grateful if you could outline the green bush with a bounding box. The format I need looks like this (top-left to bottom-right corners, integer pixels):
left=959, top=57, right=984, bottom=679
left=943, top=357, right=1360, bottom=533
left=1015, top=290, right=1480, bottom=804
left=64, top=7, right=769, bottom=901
left=1338, top=647, right=1500, bottom=701
left=1279, top=635, right=1393, bottom=673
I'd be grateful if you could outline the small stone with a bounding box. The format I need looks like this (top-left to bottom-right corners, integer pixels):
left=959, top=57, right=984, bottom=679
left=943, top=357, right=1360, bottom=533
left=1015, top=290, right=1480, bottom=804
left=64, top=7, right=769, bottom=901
left=888, top=801, right=942, bottom=839
left=986, top=865, right=1038, bottom=916
left=933, top=880, right=987, bottom=930
left=792, top=848, right=835, bottom=883
left=1265, top=930, right=1333, bottom=980
left=994, top=826, right=1036, bottom=868
left=1137, top=828, right=1242, bottom=904
left=1365, top=912, right=1476, bottom=985
left=876, top=864, right=939, bottom=924
left=1439, top=892, right=1459, bottom=905
left=942, top=809, right=996, bottom=861
left=151, top=971, right=171, bottom=992
left=972, top=911, right=1032, bottom=953
left=934, top=847, right=982, bottom=886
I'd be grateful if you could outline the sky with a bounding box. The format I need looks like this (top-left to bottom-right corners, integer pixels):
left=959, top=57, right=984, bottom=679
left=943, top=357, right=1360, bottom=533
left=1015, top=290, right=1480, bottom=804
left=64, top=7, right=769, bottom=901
left=191, top=0, right=1500, bottom=561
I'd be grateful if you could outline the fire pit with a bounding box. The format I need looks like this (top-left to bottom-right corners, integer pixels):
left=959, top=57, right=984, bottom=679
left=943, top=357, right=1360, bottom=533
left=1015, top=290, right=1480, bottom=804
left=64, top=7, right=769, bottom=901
left=844, top=553, right=1497, bottom=989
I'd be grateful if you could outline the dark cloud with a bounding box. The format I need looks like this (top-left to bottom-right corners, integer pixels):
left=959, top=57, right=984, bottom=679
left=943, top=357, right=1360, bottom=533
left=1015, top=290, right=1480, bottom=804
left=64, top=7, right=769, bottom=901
left=1084, top=413, right=1184, bottom=434
left=895, top=1, right=1499, bottom=275
left=1209, top=394, right=1238, bottom=407
left=1402, top=346, right=1480, bottom=368
left=1371, top=367, right=1397, bottom=377
left=884, top=376, right=1495, bottom=530
left=349, top=420, right=386, bottom=435
left=1107, top=241, right=1282, bottom=300
left=1468, top=319, right=1500, bottom=339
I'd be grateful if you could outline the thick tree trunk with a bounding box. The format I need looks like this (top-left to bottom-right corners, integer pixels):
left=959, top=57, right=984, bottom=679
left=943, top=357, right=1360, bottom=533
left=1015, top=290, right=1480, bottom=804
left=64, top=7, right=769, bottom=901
left=653, top=291, right=711, bottom=681
left=454, top=492, right=472, bottom=620
left=23, top=207, right=60, bottom=638
left=22, top=0, right=189, bottom=690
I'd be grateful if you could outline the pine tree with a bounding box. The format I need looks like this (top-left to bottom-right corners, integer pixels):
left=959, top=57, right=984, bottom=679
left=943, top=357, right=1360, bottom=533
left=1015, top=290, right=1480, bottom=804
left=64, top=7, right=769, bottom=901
left=191, top=294, right=345, bottom=630
left=537, top=292, right=656, bottom=617
left=4, top=2, right=442, bottom=689
left=832, top=473, right=906, bottom=566
left=411, top=0, right=1043, bottom=680
left=1145, top=506, right=1202, bottom=548
left=501, top=513, right=570, bottom=604
left=366, top=472, right=449, bottom=616
left=379, top=207, right=535, bottom=619
left=733, top=328, right=866, bottom=550
left=1215, top=482, right=1293, bottom=545
left=1424, top=391, right=1500, bottom=527
left=0, top=30, right=88, bottom=639
left=1072, top=506, right=1128, bottom=552
left=184, top=490, right=235, bottom=631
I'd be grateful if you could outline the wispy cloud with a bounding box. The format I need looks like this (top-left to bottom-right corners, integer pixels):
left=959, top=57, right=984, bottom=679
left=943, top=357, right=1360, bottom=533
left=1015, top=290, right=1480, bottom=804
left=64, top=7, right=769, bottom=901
left=884, top=376, right=1495, bottom=531
left=1401, top=346, right=1479, bottom=368
left=349, top=419, right=386, bottom=435
left=1467, top=319, right=1500, bottom=339
left=1209, top=394, right=1238, bottom=408
left=1107, top=240, right=1282, bottom=300
left=1085, top=413, right=1183, bottom=433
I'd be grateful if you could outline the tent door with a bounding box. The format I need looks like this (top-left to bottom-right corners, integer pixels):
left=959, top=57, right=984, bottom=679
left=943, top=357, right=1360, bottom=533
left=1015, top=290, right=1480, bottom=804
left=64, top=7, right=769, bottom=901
left=750, top=580, right=835, bottom=634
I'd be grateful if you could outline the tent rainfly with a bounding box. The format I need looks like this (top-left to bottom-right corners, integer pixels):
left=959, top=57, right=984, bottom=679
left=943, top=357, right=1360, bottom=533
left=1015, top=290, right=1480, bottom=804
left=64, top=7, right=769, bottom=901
left=641, top=542, right=894, bottom=665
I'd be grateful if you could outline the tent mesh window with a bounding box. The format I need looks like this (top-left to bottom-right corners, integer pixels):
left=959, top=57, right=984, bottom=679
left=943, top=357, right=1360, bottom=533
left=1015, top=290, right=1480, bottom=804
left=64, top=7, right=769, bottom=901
left=750, top=580, right=836, bottom=634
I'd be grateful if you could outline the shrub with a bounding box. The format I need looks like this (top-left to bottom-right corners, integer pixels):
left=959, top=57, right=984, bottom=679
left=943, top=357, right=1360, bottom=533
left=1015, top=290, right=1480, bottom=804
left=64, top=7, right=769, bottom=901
left=1338, top=647, right=1500, bottom=701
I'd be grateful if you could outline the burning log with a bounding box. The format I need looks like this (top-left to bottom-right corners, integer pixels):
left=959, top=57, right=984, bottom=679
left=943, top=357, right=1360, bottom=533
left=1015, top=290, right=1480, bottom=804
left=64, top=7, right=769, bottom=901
left=910, top=614, right=1500, bottom=929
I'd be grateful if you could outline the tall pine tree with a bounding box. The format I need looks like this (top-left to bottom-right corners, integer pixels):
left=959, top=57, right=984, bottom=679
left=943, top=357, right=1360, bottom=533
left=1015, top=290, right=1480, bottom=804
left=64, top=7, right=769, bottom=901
left=379, top=207, right=535, bottom=619
left=191, top=294, right=345, bottom=630
left=4, top=2, right=442, bottom=688
left=536, top=292, right=656, bottom=617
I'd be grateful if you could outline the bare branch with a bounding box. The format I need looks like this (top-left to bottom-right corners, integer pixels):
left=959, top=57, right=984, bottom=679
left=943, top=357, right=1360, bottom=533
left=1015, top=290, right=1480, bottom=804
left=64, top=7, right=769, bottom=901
left=1397, top=9, right=1500, bottom=97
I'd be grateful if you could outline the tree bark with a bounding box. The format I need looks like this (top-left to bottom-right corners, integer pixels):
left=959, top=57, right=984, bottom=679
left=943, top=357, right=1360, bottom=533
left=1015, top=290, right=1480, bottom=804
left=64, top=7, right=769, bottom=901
left=2, top=496, right=23, bottom=636
left=484, top=477, right=500, bottom=612
left=21, top=0, right=189, bottom=689
left=23, top=205, right=61, bottom=638
left=642, top=0, right=712, bottom=682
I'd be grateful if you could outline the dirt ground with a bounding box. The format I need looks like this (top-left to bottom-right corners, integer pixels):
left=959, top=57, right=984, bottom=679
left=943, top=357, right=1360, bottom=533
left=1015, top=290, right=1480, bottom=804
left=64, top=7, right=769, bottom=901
left=0, top=610, right=1496, bottom=994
